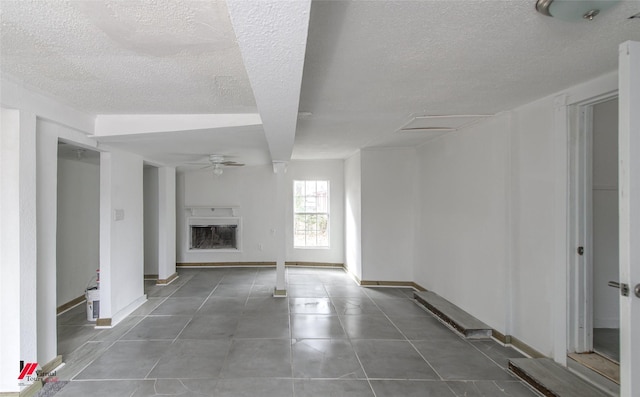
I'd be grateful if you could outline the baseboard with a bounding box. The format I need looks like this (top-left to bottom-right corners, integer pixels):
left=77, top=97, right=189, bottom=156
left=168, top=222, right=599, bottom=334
left=359, top=280, right=426, bottom=291
left=508, top=336, right=546, bottom=358
left=156, top=272, right=178, bottom=285
left=177, top=261, right=345, bottom=268
left=39, top=356, right=62, bottom=376
left=56, top=295, right=85, bottom=315
left=144, top=274, right=158, bottom=280
left=95, top=294, right=147, bottom=329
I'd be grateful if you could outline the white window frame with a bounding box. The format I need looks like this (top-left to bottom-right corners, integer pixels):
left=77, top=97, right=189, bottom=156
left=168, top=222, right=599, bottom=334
left=293, top=180, right=330, bottom=249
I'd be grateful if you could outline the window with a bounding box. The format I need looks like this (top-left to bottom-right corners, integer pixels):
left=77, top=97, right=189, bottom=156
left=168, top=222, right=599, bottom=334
left=294, top=180, right=329, bottom=248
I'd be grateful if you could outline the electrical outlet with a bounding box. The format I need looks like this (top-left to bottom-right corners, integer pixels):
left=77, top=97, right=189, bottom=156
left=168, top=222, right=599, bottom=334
left=258, top=243, right=263, bottom=251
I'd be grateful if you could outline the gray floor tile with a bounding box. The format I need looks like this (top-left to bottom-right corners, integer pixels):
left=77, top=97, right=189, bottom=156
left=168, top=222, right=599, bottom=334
left=352, top=340, right=439, bottom=380
left=209, top=284, right=252, bottom=298
left=54, top=380, right=152, bottom=397
left=150, top=297, right=205, bottom=315
left=89, top=315, right=143, bottom=342
left=57, top=305, right=95, bottom=326
left=294, top=379, right=375, bottom=397
left=340, top=315, right=405, bottom=340
left=197, top=297, right=246, bottom=315
left=244, top=297, right=290, bottom=314
left=75, top=341, right=170, bottom=379
left=121, top=316, right=191, bottom=340
left=57, top=325, right=97, bottom=356
left=331, top=297, right=381, bottom=315
left=56, top=268, right=537, bottom=397
left=148, top=339, right=231, bottom=379
left=178, top=314, right=240, bottom=340
left=291, top=314, right=347, bottom=339
left=446, top=380, right=538, bottom=396
left=470, top=340, right=526, bottom=369
left=413, top=338, right=514, bottom=381
left=130, top=298, right=165, bottom=316
left=131, top=378, right=217, bottom=396
left=370, top=380, right=456, bottom=396
left=290, top=298, right=336, bottom=314
left=375, top=299, right=431, bottom=319
left=212, top=378, right=294, bottom=397
left=288, top=284, right=329, bottom=298
left=364, top=287, right=413, bottom=300
left=325, top=285, right=370, bottom=298
left=56, top=341, right=112, bottom=380
left=392, top=316, right=462, bottom=341
left=292, top=338, right=365, bottom=379
left=220, top=339, right=292, bottom=378
left=249, top=284, right=275, bottom=298
left=170, top=283, right=215, bottom=298
left=235, top=313, right=290, bottom=339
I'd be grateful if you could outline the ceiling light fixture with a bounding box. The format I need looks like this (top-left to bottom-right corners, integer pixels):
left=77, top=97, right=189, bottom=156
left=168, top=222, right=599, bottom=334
left=536, top=0, right=620, bottom=21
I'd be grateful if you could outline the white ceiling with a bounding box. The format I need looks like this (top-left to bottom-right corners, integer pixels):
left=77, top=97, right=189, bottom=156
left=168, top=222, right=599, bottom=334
left=2, top=0, right=640, bottom=166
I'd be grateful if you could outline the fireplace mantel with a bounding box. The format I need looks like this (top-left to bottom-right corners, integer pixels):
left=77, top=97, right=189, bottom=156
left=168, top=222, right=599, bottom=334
left=185, top=205, right=239, bottom=217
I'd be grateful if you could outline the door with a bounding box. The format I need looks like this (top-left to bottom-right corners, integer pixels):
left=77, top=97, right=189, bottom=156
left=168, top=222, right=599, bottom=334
left=618, top=40, right=640, bottom=397
left=592, top=98, right=620, bottom=363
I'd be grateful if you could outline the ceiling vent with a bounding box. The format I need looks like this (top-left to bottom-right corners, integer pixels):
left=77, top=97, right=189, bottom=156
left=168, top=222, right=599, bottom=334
left=397, top=115, right=492, bottom=134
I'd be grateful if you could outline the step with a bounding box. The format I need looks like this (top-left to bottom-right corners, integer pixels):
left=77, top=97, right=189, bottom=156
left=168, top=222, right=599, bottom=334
left=413, top=290, right=492, bottom=339
left=509, top=358, right=611, bottom=397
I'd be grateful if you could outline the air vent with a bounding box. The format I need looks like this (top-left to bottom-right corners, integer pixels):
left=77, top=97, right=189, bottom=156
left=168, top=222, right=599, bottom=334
left=397, top=115, right=491, bottom=133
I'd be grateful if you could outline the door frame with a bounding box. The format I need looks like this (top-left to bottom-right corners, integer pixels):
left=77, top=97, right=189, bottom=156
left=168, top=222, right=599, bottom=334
left=567, top=92, right=618, bottom=355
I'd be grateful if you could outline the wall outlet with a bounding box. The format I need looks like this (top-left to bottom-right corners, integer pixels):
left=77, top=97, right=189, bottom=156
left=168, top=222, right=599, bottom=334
left=258, top=243, right=263, bottom=251
left=113, top=209, right=125, bottom=221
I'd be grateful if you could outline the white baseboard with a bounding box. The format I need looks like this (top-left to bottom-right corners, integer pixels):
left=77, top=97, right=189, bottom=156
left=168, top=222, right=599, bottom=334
left=95, top=294, right=147, bottom=329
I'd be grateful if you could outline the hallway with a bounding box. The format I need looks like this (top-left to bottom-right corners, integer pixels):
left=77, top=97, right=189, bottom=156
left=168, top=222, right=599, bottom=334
left=51, top=267, right=536, bottom=396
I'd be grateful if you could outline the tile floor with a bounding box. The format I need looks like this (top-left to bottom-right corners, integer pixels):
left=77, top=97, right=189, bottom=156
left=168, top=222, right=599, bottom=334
left=50, top=267, right=539, bottom=396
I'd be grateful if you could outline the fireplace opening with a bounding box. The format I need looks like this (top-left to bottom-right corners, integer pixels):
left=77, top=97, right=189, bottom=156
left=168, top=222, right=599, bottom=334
left=190, top=224, right=238, bottom=250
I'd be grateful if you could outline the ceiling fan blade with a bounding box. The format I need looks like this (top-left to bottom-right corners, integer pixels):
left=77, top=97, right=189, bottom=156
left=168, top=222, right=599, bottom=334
left=222, top=161, right=244, bottom=166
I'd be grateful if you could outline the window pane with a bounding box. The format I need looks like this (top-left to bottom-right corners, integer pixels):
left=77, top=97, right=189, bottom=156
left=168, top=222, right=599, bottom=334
left=294, top=181, right=305, bottom=212
left=293, top=180, right=330, bottom=248
left=294, top=215, right=306, bottom=233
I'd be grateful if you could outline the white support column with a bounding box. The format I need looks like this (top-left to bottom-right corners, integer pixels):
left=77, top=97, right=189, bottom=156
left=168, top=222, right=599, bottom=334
left=36, top=126, right=59, bottom=365
left=99, top=152, right=113, bottom=322
left=273, top=161, right=287, bottom=297
left=0, top=108, right=38, bottom=393
left=158, top=166, right=176, bottom=282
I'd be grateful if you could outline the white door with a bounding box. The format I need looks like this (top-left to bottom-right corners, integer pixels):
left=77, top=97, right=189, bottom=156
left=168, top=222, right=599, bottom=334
left=618, top=40, right=640, bottom=397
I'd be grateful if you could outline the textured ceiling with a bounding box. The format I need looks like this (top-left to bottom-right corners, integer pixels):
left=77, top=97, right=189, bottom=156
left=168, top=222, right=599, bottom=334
left=0, top=0, right=256, bottom=114
left=1, top=0, right=640, bottom=165
left=293, top=0, right=640, bottom=159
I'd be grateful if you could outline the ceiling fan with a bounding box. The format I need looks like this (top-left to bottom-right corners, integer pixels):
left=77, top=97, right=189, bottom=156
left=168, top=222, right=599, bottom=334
left=190, top=154, right=244, bottom=176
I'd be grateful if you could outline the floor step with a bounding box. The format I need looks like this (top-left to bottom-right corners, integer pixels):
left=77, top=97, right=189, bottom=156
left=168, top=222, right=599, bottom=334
left=509, top=358, right=611, bottom=397
left=413, top=290, right=492, bottom=339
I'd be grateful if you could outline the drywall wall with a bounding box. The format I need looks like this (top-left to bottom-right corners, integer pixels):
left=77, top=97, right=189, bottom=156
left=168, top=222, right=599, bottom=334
left=344, top=151, right=362, bottom=280
left=143, top=167, right=159, bottom=276
left=361, top=148, right=416, bottom=282
left=100, top=150, right=145, bottom=320
left=414, top=115, right=510, bottom=334
left=157, top=167, right=176, bottom=280
left=177, top=160, right=344, bottom=265
left=56, top=156, right=100, bottom=306
left=592, top=98, right=619, bottom=329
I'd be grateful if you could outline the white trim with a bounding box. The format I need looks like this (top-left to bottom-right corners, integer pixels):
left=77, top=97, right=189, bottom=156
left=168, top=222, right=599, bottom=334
left=553, top=94, right=569, bottom=365
left=95, top=294, right=147, bottom=329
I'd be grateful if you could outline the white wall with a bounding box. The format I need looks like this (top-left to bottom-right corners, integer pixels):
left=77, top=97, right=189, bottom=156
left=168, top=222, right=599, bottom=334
left=592, top=98, right=619, bottom=328
left=100, top=150, right=145, bottom=321
left=143, top=167, right=159, bottom=276
left=56, top=156, right=100, bottom=306
left=177, top=160, right=344, bottom=265
left=345, top=152, right=362, bottom=279
left=414, top=115, right=510, bottom=335
left=361, top=148, right=416, bottom=282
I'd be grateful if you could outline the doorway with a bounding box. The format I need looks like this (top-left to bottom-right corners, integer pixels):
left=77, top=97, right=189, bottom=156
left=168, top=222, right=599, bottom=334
left=568, top=96, right=620, bottom=385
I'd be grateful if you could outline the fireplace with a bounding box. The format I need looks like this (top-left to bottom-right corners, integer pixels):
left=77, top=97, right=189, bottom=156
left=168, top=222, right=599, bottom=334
left=188, top=216, right=241, bottom=251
